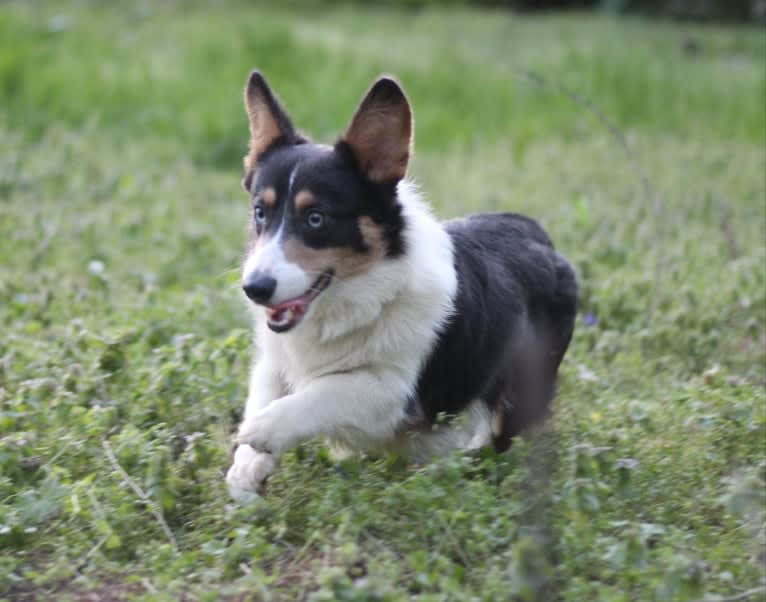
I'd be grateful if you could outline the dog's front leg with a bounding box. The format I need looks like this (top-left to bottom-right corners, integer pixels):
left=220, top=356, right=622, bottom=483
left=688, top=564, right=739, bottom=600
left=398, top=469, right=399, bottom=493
left=226, top=357, right=286, bottom=502
left=235, top=370, right=407, bottom=455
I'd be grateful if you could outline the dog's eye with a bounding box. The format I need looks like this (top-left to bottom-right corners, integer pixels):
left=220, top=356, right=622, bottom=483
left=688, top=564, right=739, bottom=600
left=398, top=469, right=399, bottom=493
left=306, top=211, right=324, bottom=229
left=254, top=205, right=266, bottom=224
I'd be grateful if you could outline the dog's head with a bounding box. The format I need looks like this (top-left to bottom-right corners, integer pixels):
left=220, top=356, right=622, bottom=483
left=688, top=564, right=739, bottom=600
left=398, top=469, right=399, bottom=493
left=240, top=71, right=412, bottom=333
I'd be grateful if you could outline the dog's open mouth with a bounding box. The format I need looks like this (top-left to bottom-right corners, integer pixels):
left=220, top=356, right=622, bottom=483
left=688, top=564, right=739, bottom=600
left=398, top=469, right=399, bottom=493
left=265, top=271, right=334, bottom=333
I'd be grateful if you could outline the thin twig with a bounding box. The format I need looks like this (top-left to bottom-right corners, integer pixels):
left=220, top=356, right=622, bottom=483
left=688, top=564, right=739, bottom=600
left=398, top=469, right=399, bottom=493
left=691, top=586, right=766, bottom=602
left=239, top=562, right=252, bottom=575
left=72, top=533, right=109, bottom=574
left=141, top=578, right=159, bottom=595
left=101, top=438, right=178, bottom=551
left=515, top=67, right=666, bottom=322
left=515, top=67, right=656, bottom=205
left=84, top=534, right=109, bottom=562
left=40, top=439, right=74, bottom=470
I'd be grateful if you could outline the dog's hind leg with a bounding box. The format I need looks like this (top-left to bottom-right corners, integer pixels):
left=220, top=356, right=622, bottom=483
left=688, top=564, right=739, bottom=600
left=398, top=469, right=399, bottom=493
left=391, top=400, right=496, bottom=462
left=491, top=386, right=555, bottom=453
left=492, top=252, right=578, bottom=452
left=491, top=348, right=558, bottom=453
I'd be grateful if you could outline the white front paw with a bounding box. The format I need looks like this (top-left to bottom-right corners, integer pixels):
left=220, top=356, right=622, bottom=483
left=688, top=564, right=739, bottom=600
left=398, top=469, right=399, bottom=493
left=235, top=403, right=293, bottom=454
left=226, top=444, right=277, bottom=503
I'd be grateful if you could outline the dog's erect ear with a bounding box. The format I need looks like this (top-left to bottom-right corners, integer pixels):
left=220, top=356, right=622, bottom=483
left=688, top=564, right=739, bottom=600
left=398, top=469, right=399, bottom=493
left=243, top=71, right=297, bottom=172
left=339, top=76, right=412, bottom=183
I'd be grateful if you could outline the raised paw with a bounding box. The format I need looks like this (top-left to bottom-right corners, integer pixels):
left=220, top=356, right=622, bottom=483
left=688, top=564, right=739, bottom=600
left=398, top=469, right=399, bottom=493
left=235, top=402, right=294, bottom=455
left=225, top=444, right=278, bottom=503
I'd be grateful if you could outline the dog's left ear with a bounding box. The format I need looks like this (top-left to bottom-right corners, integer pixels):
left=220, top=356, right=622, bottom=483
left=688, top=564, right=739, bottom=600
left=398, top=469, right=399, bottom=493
left=244, top=70, right=298, bottom=173
left=338, top=76, right=412, bottom=184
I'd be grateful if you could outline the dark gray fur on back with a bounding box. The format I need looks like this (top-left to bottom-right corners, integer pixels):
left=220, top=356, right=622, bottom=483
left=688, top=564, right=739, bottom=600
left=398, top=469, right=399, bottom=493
left=408, top=212, right=578, bottom=451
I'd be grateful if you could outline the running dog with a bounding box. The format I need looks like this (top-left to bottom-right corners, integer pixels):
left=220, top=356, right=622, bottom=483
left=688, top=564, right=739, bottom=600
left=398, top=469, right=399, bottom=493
left=226, top=71, right=578, bottom=501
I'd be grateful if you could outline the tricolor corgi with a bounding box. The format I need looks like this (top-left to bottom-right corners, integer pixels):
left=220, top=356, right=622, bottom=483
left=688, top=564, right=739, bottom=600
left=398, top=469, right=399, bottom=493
left=226, top=71, right=578, bottom=501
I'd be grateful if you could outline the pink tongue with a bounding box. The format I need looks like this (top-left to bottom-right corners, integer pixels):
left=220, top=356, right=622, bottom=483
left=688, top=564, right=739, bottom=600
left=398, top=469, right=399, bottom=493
left=267, top=299, right=306, bottom=323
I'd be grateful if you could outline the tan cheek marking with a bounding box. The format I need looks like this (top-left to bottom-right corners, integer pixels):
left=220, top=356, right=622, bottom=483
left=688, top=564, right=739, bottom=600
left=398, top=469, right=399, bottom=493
left=282, top=239, right=332, bottom=275
left=358, top=217, right=388, bottom=261
left=282, top=224, right=386, bottom=280
left=294, top=190, right=316, bottom=211
left=262, top=187, right=276, bottom=207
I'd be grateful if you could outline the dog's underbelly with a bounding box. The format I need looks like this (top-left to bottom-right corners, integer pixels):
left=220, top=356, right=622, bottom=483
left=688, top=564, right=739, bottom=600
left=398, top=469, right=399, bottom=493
left=392, top=400, right=496, bottom=462
left=325, top=399, right=496, bottom=463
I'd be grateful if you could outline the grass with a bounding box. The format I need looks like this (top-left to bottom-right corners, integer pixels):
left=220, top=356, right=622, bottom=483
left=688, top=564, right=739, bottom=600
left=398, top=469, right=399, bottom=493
left=1, top=2, right=764, bottom=600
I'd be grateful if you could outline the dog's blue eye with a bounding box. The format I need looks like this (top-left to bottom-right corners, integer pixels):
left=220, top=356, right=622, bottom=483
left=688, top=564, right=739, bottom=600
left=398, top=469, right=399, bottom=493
left=254, top=205, right=266, bottom=224
left=306, top=211, right=324, bottom=229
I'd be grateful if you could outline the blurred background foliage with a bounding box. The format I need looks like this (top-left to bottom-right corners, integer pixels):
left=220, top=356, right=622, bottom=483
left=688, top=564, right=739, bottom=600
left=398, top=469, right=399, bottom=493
left=278, top=0, right=766, bottom=21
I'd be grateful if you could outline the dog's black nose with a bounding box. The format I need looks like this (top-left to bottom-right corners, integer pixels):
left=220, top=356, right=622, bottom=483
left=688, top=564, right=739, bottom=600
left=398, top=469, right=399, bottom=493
left=243, top=274, right=277, bottom=304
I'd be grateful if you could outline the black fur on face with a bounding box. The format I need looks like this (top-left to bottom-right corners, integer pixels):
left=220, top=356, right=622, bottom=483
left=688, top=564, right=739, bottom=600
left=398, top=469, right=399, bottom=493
left=248, top=142, right=406, bottom=261
left=242, top=72, right=413, bottom=263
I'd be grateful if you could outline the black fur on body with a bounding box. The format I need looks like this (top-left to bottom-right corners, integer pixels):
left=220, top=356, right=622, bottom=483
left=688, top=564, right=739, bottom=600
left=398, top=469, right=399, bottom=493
left=408, top=213, right=579, bottom=451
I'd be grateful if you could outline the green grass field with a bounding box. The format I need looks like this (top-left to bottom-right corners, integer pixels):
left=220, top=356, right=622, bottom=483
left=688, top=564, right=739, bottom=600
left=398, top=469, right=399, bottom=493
left=1, top=2, right=764, bottom=600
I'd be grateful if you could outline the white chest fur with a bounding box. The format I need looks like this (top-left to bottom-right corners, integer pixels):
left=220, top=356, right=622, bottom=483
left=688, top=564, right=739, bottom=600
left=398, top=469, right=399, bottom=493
left=256, top=183, right=457, bottom=423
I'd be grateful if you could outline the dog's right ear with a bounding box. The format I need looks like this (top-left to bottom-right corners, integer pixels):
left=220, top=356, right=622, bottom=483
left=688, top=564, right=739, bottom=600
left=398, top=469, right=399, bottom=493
left=338, top=76, right=412, bottom=184
left=243, top=71, right=297, bottom=175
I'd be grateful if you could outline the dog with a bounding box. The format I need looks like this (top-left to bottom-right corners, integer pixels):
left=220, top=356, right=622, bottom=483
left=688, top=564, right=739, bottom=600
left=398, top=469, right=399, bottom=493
left=226, top=71, right=578, bottom=502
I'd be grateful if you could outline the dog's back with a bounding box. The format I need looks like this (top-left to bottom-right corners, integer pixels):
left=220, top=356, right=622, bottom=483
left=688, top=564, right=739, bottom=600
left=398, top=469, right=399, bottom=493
left=408, top=213, right=579, bottom=451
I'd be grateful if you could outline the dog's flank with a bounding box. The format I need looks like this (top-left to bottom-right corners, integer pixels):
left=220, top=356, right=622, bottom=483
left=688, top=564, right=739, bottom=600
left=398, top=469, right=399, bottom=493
left=408, top=213, right=578, bottom=452
left=226, top=71, right=578, bottom=501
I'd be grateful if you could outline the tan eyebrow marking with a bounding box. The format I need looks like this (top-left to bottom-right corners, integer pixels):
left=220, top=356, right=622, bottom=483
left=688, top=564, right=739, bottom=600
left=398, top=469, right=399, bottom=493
left=262, top=187, right=276, bottom=206
left=294, top=189, right=316, bottom=211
